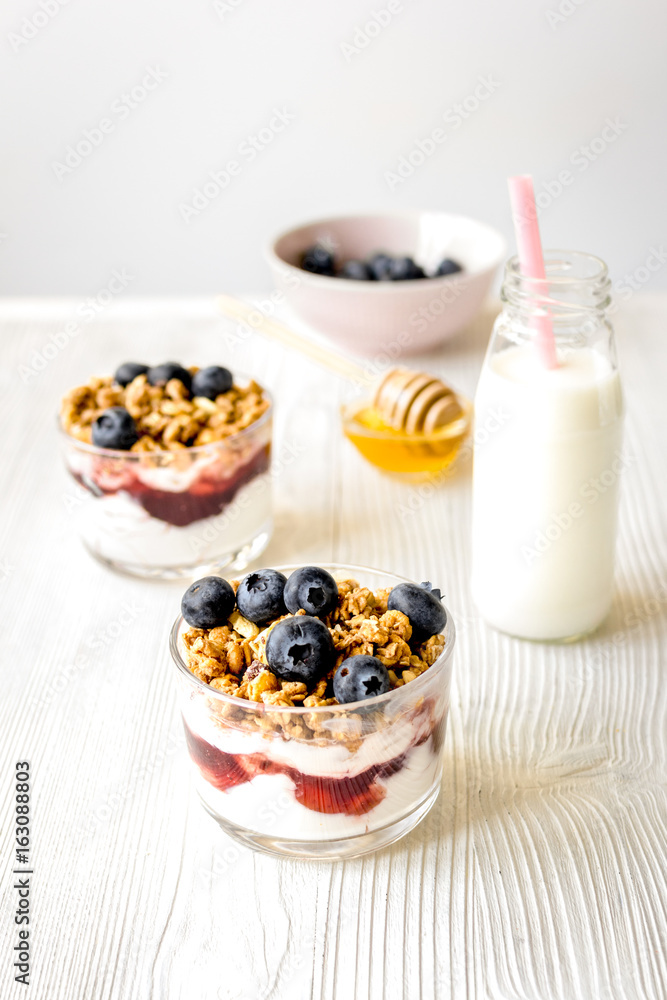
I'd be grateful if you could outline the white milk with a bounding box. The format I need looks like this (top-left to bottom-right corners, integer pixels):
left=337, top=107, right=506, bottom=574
left=471, top=345, right=624, bottom=640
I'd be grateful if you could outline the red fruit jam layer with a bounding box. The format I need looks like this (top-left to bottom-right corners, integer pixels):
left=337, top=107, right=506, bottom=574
left=73, top=445, right=269, bottom=527
left=184, top=718, right=441, bottom=816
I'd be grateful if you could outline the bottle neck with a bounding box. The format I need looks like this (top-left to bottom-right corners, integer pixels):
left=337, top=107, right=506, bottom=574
left=500, top=250, right=612, bottom=341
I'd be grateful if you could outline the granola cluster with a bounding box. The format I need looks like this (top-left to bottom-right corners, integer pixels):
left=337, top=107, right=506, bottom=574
left=182, top=579, right=446, bottom=714
left=60, top=371, right=269, bottom=451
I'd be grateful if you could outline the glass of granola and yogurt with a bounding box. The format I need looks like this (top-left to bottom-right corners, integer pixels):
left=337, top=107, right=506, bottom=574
left=59, top=362, right=273, bottom=579
left=171, top=564, right=454, bottom=859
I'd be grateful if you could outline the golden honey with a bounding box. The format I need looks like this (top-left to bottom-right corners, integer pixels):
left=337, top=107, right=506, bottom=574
left=342, top=399, right=472, bottom=476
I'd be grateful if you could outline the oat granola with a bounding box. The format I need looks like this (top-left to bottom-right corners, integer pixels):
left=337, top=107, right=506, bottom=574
left=181, top=578, right=447, bottom=714
left=60, top=369, right=269, bottom=451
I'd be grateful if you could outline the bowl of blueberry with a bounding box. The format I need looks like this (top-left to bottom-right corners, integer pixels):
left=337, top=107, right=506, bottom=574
left=267, top=211, right=505, bottom=357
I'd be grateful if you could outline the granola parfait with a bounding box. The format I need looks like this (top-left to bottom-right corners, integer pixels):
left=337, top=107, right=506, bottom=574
left=171, top=564, right=455, bottom=859
left=59, top=362, right=272, bottom=578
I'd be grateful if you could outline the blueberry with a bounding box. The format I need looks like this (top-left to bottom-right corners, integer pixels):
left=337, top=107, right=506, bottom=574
left=91, top=407, right=139, bottom=450
left=191, top=365, right=233, bottom=400
left=265, top=615, right=334, bottom=684
left=388, top=256, right=425, bottom=280
left=301, top=244, right=336, bottom=276
left=114, top=362, right=149, bottom=387
left=387, top=582, right=447, bottom=642
left=333, top=655, right=390, bottom=703
left=435, top=257, right=463, bottom=277
left=181, top=576, right=236, bottom=629
left=147, top=363, right=192, bottom=393
left=284, top=566, right=339, bottom=618
left=236, top=568, right=287, bottom=624
left=369, top=253, right=394, bottom=281
left=340, top=259, right=373, bottom=281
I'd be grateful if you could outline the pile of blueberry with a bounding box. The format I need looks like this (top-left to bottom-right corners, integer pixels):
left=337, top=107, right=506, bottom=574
left=300, top=244, right=463, bottom=282
left=90, top=362, right=233, bottom=451
left=181, top=566, right=447, bottom=705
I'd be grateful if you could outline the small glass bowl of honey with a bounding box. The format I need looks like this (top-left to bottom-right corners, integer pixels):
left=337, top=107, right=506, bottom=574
left=341, top=395, right=473, bottom=479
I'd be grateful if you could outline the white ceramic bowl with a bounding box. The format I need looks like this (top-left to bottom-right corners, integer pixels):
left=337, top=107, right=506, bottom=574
left=266, top=212, right=506, bottom=357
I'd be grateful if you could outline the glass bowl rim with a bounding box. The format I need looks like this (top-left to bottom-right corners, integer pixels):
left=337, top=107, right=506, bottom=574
left=57, top=376, right=273, bottom=460
left=170, top=562, right=455, bottom=714
left=341, top=395, right=472, bottom=443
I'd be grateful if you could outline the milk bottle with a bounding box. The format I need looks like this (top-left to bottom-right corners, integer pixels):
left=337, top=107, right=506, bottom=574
left=471, top=251, right=624, bottom=641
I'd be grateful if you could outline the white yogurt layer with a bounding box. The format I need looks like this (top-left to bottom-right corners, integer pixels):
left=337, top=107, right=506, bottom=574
left=183, top=694, right=439, bottom=779
left=194, top=739, right=440, bottom=840
left=79, top=474, right=271, bottom=568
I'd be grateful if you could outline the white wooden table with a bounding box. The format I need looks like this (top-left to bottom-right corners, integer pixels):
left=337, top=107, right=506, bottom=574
left=1, top=296, right=665, bottom=1000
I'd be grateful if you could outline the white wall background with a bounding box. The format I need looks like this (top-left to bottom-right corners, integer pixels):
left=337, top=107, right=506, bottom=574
left=1, top=0, right=666, bottom=296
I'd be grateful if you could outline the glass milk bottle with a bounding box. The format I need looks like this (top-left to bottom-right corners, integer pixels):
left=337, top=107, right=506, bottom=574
left=471, top=251, right=624, bottom=641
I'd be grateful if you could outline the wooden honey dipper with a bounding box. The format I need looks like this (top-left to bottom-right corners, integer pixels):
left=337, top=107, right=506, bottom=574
left=217, top=294, right=465, bottom=434
left=372, top=367, right=463, bottom=433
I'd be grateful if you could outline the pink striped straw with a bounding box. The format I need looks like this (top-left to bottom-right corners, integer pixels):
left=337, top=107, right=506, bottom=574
left=507, top=174, right=558, bottom=369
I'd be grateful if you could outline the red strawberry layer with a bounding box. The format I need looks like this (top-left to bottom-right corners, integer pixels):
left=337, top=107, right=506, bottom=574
left=184, top=722, right=415, bottom=817
left=72, top=444, right=270, bottom=527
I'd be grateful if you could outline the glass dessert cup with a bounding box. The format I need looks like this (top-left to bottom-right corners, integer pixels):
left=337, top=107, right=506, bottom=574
left=59, top=393, right=273, bottom=580
left=170, top=564, right=455, bottom=860
left=341, top=397, right=472, bottom=480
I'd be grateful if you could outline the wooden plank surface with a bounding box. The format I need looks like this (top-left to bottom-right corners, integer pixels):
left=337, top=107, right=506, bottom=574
left=0, top=295, right=665, bottom=1000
